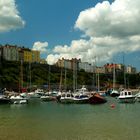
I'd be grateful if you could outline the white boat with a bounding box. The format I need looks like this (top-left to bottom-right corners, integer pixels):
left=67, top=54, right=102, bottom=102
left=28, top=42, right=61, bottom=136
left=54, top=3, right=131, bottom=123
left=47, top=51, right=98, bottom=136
left=27, top=91, right=41, bottom=98
left=73, top=94, right=89, bottom=103
left=35, top=89, right=45, bottom=96
left=60, top=92, right=74, bottom=104
left=40, top=95, right=56, bottom=101
left=75, top=86, right=90, bottom=95
left=118, top=90, right=136, bottom=103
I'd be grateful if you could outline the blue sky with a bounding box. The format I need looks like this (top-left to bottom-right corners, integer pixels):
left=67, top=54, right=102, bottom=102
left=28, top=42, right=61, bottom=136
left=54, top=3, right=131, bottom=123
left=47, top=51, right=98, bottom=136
left=0, top=0, right=101, bottom=46
left=0, top=0, right=140, bottom=71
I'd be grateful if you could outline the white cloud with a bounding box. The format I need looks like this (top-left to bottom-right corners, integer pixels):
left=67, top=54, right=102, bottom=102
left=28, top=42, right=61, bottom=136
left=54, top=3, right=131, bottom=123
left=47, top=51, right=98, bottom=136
left=47, top=0, right=140, bottom=65
left=75, top=0, right=140, bottom=38
left=0, top=0, right=25, bottom=32
left=46, top=54, right=60, bottom=65
left=32, top=41, right=48, bottom=53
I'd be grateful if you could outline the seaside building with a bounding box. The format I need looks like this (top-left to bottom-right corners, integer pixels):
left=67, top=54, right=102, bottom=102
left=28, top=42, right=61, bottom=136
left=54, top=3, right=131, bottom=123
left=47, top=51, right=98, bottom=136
left=0, top=45, right=40, bottom=63
left=79, top=62, right=94, bottom=73
left=71, top=58, right=81, bottom=70
left=21, top=48, right=40, bottom=63
left=56, top=58, right=81, bottom=70
left=2, top=44, right=19, bottom=61
left=32, top=50, right=40, bottom=63
left=104, top=63, right=124, bottom=74
left=22, top=48, right=32, bottom=62
left=95, top=66, right=105, bottom=74
left=126, top=65, right=136, bottom=74
left=56, top=58, right=65, bottom=68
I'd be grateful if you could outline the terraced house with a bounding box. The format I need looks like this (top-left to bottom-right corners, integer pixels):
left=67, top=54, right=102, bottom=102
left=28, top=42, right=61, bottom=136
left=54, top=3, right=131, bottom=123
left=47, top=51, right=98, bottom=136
left=0, top=45, right=40, bottom=63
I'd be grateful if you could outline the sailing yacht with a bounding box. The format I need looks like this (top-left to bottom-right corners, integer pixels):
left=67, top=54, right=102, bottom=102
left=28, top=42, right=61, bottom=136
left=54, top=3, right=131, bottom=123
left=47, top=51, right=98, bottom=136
left=118, top=54, right=135, bottom=103
left=110, top=63, right=119, bottom=97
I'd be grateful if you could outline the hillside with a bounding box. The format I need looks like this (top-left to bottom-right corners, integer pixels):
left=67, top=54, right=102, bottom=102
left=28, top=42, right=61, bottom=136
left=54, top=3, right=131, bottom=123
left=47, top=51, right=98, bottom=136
left=0, top=60, right=140, bottom=91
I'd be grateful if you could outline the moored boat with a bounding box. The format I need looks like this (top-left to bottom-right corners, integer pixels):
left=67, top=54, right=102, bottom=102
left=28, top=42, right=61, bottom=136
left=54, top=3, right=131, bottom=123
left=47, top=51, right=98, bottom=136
left=73, top=94, right=89, bottom=104
left=60, top=92, right=74, bottom=104
left=118, top=90, right=136, bottom=103
left=40, top=95, right=56, bottom=101
left=89, top=93, right=107, bottom=104
left=27, top=91, right=41, bottom=98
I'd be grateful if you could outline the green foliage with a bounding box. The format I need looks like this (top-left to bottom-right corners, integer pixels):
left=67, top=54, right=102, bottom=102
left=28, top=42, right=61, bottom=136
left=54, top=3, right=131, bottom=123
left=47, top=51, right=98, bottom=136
left=0, top=60, right=140, bottom=90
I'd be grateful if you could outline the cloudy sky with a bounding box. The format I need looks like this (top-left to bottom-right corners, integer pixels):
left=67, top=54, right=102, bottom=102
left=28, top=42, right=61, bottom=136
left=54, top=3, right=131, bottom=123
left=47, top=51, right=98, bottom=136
left=0, top=0, right=140, bottom=70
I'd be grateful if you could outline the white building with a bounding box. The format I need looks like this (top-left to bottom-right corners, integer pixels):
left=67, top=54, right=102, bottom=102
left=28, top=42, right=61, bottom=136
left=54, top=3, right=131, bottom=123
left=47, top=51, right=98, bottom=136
left=2, top=45, right=19, bottom=61
left=79, top=62, right=94, bottom=73
left=126, top=65, right=136, bottom=74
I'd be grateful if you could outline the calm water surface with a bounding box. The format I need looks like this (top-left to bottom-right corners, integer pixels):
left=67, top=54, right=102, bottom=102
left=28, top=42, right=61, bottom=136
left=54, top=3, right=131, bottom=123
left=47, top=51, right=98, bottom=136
left=0, top=97, right=140, bottom=140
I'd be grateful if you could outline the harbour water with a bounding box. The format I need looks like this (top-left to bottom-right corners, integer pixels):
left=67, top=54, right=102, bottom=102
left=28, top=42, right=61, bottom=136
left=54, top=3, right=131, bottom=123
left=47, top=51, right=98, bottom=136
left=0, top=97, right=140, bottom=140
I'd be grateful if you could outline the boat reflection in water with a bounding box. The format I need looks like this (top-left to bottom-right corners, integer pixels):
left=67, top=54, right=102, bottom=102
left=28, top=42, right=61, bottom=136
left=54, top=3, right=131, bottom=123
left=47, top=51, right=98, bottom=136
left=0, top=95, right=10, bottom=104
left=10, top=95, right=28, bottom=104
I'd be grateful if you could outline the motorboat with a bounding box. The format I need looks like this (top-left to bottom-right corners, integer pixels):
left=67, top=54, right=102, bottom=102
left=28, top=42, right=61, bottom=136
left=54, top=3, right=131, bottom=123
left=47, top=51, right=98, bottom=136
left=118, top=90, right=136, bottom=103
left=27, top=91, right=41, bottom=98
left=28, top=89, right=45, bottom=98
left=73, top=94, right=89, bottom=104
left=75, top=86, right=90, bottom=95
left=60, top=92, right=74, bottom=104
left=40, top=95, right=56, bottom=101
left=35, top=89, right=45, bottom=96
left=89, top=93, right=107, bottom=104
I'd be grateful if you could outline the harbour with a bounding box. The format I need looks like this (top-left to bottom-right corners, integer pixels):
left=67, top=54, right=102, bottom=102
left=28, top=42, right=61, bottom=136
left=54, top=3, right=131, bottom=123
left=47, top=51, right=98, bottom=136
left=0, top=0, right=140, bottom=140
left=0, top=97, right=140, bottom=140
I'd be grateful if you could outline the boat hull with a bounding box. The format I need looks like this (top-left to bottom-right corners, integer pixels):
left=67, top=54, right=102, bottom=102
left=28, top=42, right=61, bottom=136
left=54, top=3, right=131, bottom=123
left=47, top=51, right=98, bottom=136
left=0, top=98, right=10, bottom=104
left=110, top=93, right=120, bottom=97
left=60, top=98, right=74, bottom=104
left=89, top=94, right=107, bottom=104
left=73, top=98, right=89, bottom=104
left=118, top=97, right=136, bottom=103
left=41, top=96, right=56, bottom=101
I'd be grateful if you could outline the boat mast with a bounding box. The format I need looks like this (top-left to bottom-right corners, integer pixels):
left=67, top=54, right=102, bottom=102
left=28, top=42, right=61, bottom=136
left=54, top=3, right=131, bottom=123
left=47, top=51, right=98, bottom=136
left=64, top=60, right=67, bottom=91
left=113, top=63, right=116, bottom=90
left=48, top=65, right=51, bottom=91
left=20, top=59, right=23, bottom=90
left=29, top=62, right=31, bottom=92
left=92, top=61, right=96, bottom=90
left=73, top=61, right=76, bottom=92
left=59, top=66, right=63, bottom=92
left=97, top=72, right=100, bottom=92
left=94, top=56, right=100, bottom=92
left=123, top=52, right=126, bottom=89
